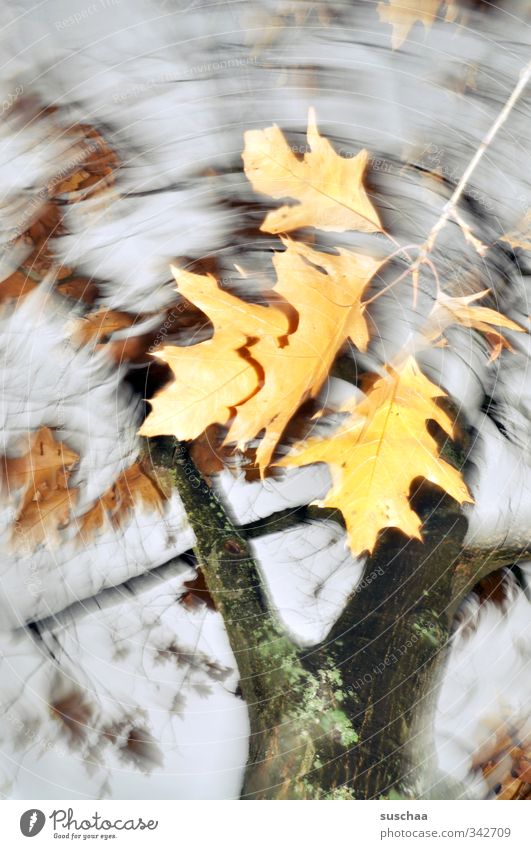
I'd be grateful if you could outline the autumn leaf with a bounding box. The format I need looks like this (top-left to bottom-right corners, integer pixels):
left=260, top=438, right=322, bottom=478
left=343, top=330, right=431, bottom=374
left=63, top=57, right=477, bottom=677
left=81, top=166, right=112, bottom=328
left=499, top=211, right=531, bottom=251
left=51, top=122, right=119, bottom=201
left=18, top=129, right=113, bottom=281
left=73, top=309, right=135, bottom=346
left=51, top=690, right=95, bottom=744
left=189, top=424, right=227, bottom=480
left=2, top=429, right=166, bottom=547
left=55, top=277, right=98, bottom=304
left=1, top=427, right=79, bottom=546
left=3, top=120, right=120, bottom=309
left=225, top=239, right=382, bottom=471
left=278, top=357, right=472, bottom=556
left=377, top=0, right=458, bottom=49
left=54, top=169, right=91, bottom=195
left=119, top=727, right=164, bottom=770
left=21, top=239, right=73, bottom=282
left=139, top=266, right=291, bottom=442
left=136, top=112, right=383, bottom=471
left=424, top=290, right=524, bottom=358
left=140, top=241, right=380, bottom=472
left=472, top=713, right=531, bottom=800
left=243, top=107, right=382, bottom=234
left=2, top=427, right=78, bottom=512
left=16, top=490, right=77, bottom=548
left=181, top=568, right=217, bottom=611
left=71, top=308, right=151, bottom=362
left=78, top=461, right=166, bottom=539
left=0, top=271, right=38, bottom=303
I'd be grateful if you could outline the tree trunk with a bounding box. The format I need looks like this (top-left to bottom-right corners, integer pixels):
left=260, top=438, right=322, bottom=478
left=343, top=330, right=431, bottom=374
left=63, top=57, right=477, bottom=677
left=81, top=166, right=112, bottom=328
left=240, top=485, right=470, bottom=799
left=146, top=437, right=516, bottom=800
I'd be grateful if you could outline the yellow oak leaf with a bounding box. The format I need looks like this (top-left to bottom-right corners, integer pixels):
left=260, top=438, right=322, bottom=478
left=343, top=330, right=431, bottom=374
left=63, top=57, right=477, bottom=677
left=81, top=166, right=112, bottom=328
left=242, top=107, right=382, bottom=234
left=500, top=211, right=531, bottom=251
left=378, top=0, right=459, bottom=49
left=140, top=242, right=380, bottom=473
left=278, top=357, right=472, bottom=556
left=226, top=239, right=382, bottom=471
left=139, top=266, right=291, bottom=442
left=424, top=290, right=524, bottom=358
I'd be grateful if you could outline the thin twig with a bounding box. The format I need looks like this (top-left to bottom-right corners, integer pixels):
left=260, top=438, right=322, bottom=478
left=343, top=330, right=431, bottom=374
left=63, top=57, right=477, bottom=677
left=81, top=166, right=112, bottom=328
left=451, top=208, right=489, bottom=256
left=418, top=58, right=531, bottom=263
left=364, top=59, right=531, bottom=310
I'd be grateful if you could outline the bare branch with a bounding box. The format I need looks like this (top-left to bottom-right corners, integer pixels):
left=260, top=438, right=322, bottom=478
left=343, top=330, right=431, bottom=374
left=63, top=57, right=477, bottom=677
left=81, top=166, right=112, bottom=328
left=418, top=58, right=531, bottom=262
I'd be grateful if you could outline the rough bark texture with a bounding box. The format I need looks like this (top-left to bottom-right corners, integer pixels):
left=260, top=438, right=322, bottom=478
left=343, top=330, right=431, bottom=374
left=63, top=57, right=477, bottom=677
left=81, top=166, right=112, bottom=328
left=301, top=485, right=469, bottom=799
left=146, top=436, right=521, bottom=800
left=151, top=439, right=312, bottom=793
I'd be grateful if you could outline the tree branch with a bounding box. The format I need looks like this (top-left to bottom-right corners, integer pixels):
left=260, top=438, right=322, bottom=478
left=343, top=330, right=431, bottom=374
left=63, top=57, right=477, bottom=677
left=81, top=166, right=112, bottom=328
left=146, top=435, right=530, bottom=799
left=410, top=62, right=531, bottom=275
left=147, top=437, right=322, bottom=790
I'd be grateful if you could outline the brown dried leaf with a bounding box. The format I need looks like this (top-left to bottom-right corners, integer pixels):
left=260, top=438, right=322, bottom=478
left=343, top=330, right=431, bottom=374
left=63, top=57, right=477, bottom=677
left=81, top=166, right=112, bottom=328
left=120, top=727, right=163, bottom=770
left=423, top=290, right=524, bottom=357
left=2, top=427, right=78, bottom=547
left=500, top=211, right=531, bottom=251
left=0, top=271, right=38, bottom=303
left=78, top=461, right=166, bottom=540
left=51, top=690, right=94, bottom=743
left=2, top=427, right=78, bottom=513
left=73, top=309, right=135, bottom=345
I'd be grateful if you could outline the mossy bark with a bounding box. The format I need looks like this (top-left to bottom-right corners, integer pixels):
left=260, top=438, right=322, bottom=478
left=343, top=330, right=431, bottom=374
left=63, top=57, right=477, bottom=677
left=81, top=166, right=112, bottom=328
left=240, top=485, right=470, bottom=799
left=299, top=485, right=468, bottom=799
left=146, top=437, right=517, bottom=800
